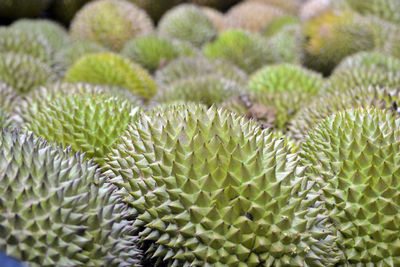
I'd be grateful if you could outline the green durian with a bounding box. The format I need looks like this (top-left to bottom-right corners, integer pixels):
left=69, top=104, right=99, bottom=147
left=155, top=56, right=248, bottom=86
left=200, top=6, right=225, bottom=32
left=103, top=104, right=340, bottom=266
left=23, top=90, right=141, bottom=166
left=49, top=0, right=91, bottom=25
left=64, top=52, right=157, bottom=99
left=334, top=51, right=400, bottom=73
left=0, top=0, right=51, bottom=19
left=367, top=15, right=400, bottom=52
left=158, top=4, right=217, bottom=47
left=302, top=9, right=375, bottom=75
left=11, top=19, right=70, bottom=51
left=122, top=35, right=197, bottom=73
left=346, top=0, right=400, bottom=25
left=300, top=108, right=400, bottom=265
left=0, top=52, right=57, bottom=94
left=127, top=0, right=184, bottom=22
left=0, top=130, right=142, bottom=266
left=288, top=86, right=400, bottom=142
left=70, top=0, right=154, bottom=51
left=0, top=108, right=13, bottom=129
left=154, top=75, right=246, bottom=106
left=262, top=15, right=300, bottom=37
left=266, top=25, right=303, bottom=64
left=203, top=29, right=278, bottom=74
left=0, top=83, right=19, bottom=112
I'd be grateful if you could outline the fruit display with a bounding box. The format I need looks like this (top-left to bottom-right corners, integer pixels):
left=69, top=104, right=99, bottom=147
left=2, top=1, right=400, bottom=266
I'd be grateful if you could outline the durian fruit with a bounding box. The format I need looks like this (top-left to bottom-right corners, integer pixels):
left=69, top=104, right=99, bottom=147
left=262, top=15, right=300, bottom=37
left=154, top=75, right=246, bottom=106
left=11, top=19, right=70, bottom=51
left=155, top=56, right=248, bottom=86
left=128, top=0, right=184, bottom=23
left=248, top=63, right=324, bottom=94
left=0, top=130, right=142, bottom=266
left=103, top=104, right=340, bottom=266
left=158, top=4, right=217, bottom=47
left=224, top=2, right=284, bottom=32
left=298, top=0, right=350, bottom=21
left=203, top=29, right=277, bottom=74
left=0, top=52, right=57, bottom=94
left=122, top=35, right=197, bottom=73
left=0, top=27, right=55, bottom=67
left=334, top=51, right=400, bottom=74
left=383, top=30, right=400, bottom=59
left=200, top=7, right=225, bottom=32
left=64, top=52, right=157, bottom=99
left=346, top=0, right=400, bottom=25
left=187, top=0, right=241, bottom=10
left=368, top=15, right=400, bottom=52
left=302, top=9, right=375, bottom=75
left=300, top=108, right=400, bottom=265
left=266, top=25, right=303, bottom=64
left=0, top=83, right=19, bottom=112
left=0, top=0, right=51, bottom=19
left=23, top=91, right=141, bottom=166
left=70, top=0, right=154, bottom=51
left=49, top=0, right=91, bottom=25
left=0, top=108, right=13, bottom=129
left=288, top=86, right=400, bottom=141
left=246, top=0, right=303, bottom=15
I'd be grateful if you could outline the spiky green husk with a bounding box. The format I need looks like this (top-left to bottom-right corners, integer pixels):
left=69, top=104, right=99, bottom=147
left=49, top=0, right=90, bottom=25
left=103, top=104, right=340, bottom=266
left=11, top=19, right=70, bottom=51
left=155, top=56, right=248, bottom=86
left=262, top=15, right=300, bottom=37
left=0, top=130, right=142, bottom=266
left=334, top=52, right=400, bottom=73
left=302, top=9, right=375, bottom=75
left=23, top=90, right=141, bottom=165
left=122, top=35, right=197, bottom=73
left=154, top=75, right=245, bottom=106
left=70, top=0, right=154, bottom=51
left=0, top=0, right=51, bottom=19
left=288, top=86, right=400, bottom=142
left=266, top=25, right=303, bottom=64
left=188, top=0, right=240, bottom=10
left=248, top=63, right=324, bottom=94
left=382, top=28, right=400, bottom=59
left=0, top=83, right=19, bottom=112
left=158, top=4, right=217, bottom=47
left=0, top=27, right=55, bottom=67
left=128, top=0, right=184, bottom=22
left=0, top=109, right=13, bottom=129
left=300, top=108, right=400, bottom=265
left=224, top=2, right=284, bottom=32
left=64, top=52, right=157, bottom=99
left=203, top=29, right=278, bottom=74
left=347, top=0, right=400, bottom=25
left=0, top=52, right=57, bottom=94
left=200, top=7, right=225, bottom=32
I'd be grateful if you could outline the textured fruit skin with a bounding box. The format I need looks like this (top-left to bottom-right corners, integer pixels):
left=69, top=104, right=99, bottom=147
left=347, top=0, right=400, bottom=25
left=247, top=0, right=303, bottom=14
left=0, top=83, right=19, bottom=112
left=70, top=0, right=154, bottom=51
left=200, top=7, right=225, bottom=32
left=0, top=130, right=142, bottom=266
left=103, top=104, right=340, bottom=266
left=302, top=9, right=375, bottom=75
left=288, top=86, right=400, bottom=142
left=203, top=29, right=277, bottom=74
left=155, top=56, right=248, bottom=86
left=49, top=0, right=91, bottom=25
left=0, top=52, right=57, bottom=94
left=0, top=0, right=51, bottom=19
left=64, top=52, right=157, bottom=99
left=266, top=25, right=303, bottom=64
left=24, top=92, right=141, bottom=166
left=158, top=4, right=217, bottom=47
left=128, top=0, right=184, bottom=22
left=0, top=108, right=13, bottom=129
left=262, top=15, right=300, bottom=38
left=300, top=108, right=400, bottom=265
left=122, top=35, right=197, bottom=73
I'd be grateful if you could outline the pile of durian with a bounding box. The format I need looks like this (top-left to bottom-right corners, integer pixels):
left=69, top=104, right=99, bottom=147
left=1, top=0, right=400, bottom=266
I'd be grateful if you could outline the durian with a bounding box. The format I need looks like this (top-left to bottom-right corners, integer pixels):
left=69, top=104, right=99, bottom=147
left=64, top=52, right=157, bottom=99
left=334, top=51, right=400, bottom=73
left=200, top=7, right=225, bottom=32
left=103, top=104, right=340, bottom=266
left=0, top=130, right=142, bottom=266
left=70, top=0, right=154, bottom=51
left=262, top=15, right=300, bottom=37
left=346, top=0, right=400, bottom=25
left=158, top=4, right=217, bottom=47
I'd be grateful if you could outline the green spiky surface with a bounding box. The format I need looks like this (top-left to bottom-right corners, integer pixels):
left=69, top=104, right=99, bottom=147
left=334, top=52, right=400, bottom=73
left=300, top=108, right=400, bottom=265
left=154, top=75, right=246, bottom=107
left=0, top=83, right=19, bottom=112
left=203, top=29, right=277, bottom=74
left=0, top=109, right=13, bottom=129
left=49, top=0, right=91, bottom=25
left=122, top=35, right=197, bottom=73
left=248, top=64, right=324, bottom=94
left=23, top=92, right=141, bottom=166
left=262, top=15, right=300, bottom=38
left=0, top=52, right=57, bottom=94
left=70, top=0, right=154, bottom=51
left=200, top=7, right=225, bottom=32
left=155, top=56, right=248, bottom=86
left=383, top=31, right=400, bottom=59
left=266, top=25, right=303, bottom=64
left=64, top=52, right=157, bottom=99
left=0, top=0, right=52, bottom=19
left=158, top=4, right=217, bottom=47
left=0, top=130, right=142, bottom=266
left=0, top=27, right=55, bottom=67
left=188, top=0, right=240, bottom=10
left=128, top=0, right=184, bottom=22
left=303, top=9, right=375, bottom=75
left=11, top=19, right=70, bottom=51
left=103, top=104, right=340, bottom=266
left=346, top=0, right=400, bottom=25
left=288, top=86, right=400, bottom=142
